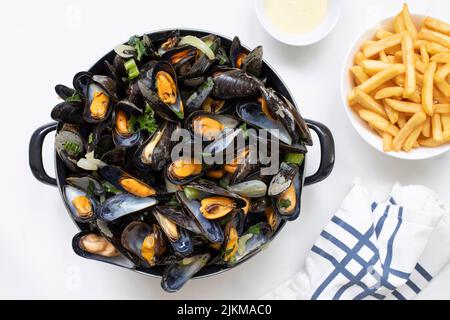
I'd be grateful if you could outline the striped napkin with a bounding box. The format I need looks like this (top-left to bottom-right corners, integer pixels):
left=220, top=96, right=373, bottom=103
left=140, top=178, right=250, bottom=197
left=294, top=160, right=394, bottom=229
left=261, top=181, right=450, bottom=300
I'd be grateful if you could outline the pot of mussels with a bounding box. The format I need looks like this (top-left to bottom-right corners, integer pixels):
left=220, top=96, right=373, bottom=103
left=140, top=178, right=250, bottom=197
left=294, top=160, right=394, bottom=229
left=29, top=29, right=335, bottom=293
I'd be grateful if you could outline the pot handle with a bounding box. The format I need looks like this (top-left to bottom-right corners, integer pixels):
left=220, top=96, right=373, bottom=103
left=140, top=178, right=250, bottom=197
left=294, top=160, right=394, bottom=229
left=304, top=119, right=335, bottom=186
left=29, top=122, right=58, bottom=187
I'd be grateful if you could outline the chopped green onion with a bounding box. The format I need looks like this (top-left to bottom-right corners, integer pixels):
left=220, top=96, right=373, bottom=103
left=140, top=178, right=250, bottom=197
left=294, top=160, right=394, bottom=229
left=184, top=187, right=200, bottom=200
left=62, top=141, right=81, bottom=156
left=178, top=36, right=215, bottom=60
left=284, top=153, right=305, bottom=165
left=278, top=199, right=292, bottom=209
left=124, top=59, right=139, bottom=80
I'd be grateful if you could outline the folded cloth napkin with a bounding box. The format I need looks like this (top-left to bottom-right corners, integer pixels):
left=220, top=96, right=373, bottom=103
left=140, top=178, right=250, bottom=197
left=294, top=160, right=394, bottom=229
left=261, top=181, right=450, bottom=300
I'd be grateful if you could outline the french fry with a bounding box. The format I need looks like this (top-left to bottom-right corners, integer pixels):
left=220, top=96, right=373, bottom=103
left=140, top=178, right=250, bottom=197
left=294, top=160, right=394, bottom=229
left=385, top=99, right=422, bottom=113
left=422, top=116, right=432, bottom=137
left=355, top=64, right=406, bottom=95
left=375, top=86, right=404, bottom=99
left=350, top=66, right=369, bottom=85
left=414, top=40, right=450, bottom=54
left=398, top=113, right=407, bottom=128
left=363, top=32, right=407, bottom=58
left=379, top=50, right=389, bottom=63
left=382, top=100, right=399, bottom=124
left=354, top=51, right=365, bottom=66
left=361, top=59, right=393, bottom=75
left=358, top=109, right=400, bottom=136
left=420, top=44, right=430, bottom=64
left=394, top=14, right=406, bottom=33
left=402, top=33, right=416, bottom=98
left=408, top=91, right=422, bottom=104
left=353, top=88, right=387, bottom=117
left=403, top=123, right=425, bottom=152
left=422, top=61, right=437, bottom=115
left=387, top=55, right=397, bottom=63
left=414, top=56, right=426, bottom=74
left=432, top=113, right=444, bottom=141
left=435, top=80, right=450, bottom=97
left=385, top=45, right=402, bottom=55
left=402, top=3, right=418, bottom=38
left=433, top=86, right=450, bottom=103
left=392, top=112, right=427, bottom=151
left=418, top=29, right=450, bottom=49
left=424, top=16, right=450, bottom=36
left=441, top=113, right=450, bottom=131
left=362, top=40, right=377, bottom=49
left=383, top=133, right=393, bottom=152
left=431, top=53, right=450, bottom=64
left=376, top=29, right=394, bottom=40
left=434, top=104, right=450, bottom=113
left=434, top=63, right=450, bottom=83
left=418, top=136, right=450, bottom=147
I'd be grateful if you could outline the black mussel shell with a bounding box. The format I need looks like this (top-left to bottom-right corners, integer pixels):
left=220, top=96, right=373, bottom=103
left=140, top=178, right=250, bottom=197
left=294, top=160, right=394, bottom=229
left=55, top=84, right=77, bottom=100
left=66, top=174, right=104, bottom=197
left=185, top=77, right=214, bottom=115
left=55, top=124, right=86, bottom=172
left=212, top=69, right=263, bottom=100
left=63, top=185, right=99, bottom=223
left=51, top=101, right=84, bottom=124
left=99, top=193, right=157, bottom=222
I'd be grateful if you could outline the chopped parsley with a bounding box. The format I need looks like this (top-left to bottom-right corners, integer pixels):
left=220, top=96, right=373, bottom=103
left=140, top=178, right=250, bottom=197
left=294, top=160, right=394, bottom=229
left=62, top=141, right=81, bottom=156
left=86, top=180, right=96, bottom=197
left=278, top=198, right=292, bottom=209
left=247, top=224, right=261, bottom=235
left=88, top=133, right=94, bottom=145
left=101, top=181, right=121, bottom=195
left=128, top=35, right=148, bottom=61
left=128, top=103, right=158, bottom=135
left=65, top=92, right=82, bottom=103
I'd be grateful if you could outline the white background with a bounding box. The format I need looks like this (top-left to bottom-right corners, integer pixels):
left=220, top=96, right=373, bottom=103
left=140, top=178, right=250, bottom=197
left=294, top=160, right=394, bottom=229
left=1, top=0, right=449, bottom=299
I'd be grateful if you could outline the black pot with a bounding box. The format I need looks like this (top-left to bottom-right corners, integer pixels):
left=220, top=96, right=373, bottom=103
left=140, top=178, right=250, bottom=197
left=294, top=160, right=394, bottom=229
left=29, top=29, right=335, bottom=279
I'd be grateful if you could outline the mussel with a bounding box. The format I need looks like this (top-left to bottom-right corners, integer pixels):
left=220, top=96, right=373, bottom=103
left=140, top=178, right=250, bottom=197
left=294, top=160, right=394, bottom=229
left=268, top=163, right=302, bottom=221
left=73, top=72, right=117, bottom=124
left=227, top=180, right=267, bottom=198
left=166, top=157, right=204, bottom=186
left=99, top=193, right=157, bottom=222
left=66, top=175, right=105, bottom=197
left=72, top=231, right=135, bottom=269
left=230, top=36, right=263, bottom=77
left=51, top=101, right=85, bottom=125
left=134, top=121, right=177, bottom=171
left=153, top=208, right=194, bottom=257
left=185, top=111, right=239, bottom=142
left=121, top=221, right=167, bottom=267
left=139, top=61, right=184, bottom=122
left=212, top=69, right=263, bottom=100
left=63, top=185, right=98, bottom=223
left=99, top=165, right=157, bottom=197
left=112, top=101, right=143, bottom=148
left=55, top=124, right=86, bottom=172
left=161, top=253, right=210, bottom=293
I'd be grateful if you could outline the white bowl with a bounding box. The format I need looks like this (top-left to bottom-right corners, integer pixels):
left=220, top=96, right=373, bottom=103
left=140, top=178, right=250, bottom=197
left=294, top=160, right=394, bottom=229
left=254, top=0, right=342, bottom=46
left=341, top=14, right=450, bottom=160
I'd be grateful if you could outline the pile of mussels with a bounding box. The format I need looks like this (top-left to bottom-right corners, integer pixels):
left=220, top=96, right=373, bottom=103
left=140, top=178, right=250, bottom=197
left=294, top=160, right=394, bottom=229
left=51, top=31, right=313, bottom=292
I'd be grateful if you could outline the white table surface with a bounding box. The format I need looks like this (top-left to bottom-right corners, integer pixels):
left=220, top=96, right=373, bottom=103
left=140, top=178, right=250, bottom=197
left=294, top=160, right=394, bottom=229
left=1, top=0, right=449, bottom=299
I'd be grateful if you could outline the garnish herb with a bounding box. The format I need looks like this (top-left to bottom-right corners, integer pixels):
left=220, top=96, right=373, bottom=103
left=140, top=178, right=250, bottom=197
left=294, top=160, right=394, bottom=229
left=88, top=133, right=94, bottom=145
left=247, top=224, right=261, bottom=235
left=62, top=141, right=81, bottom=156
left=219, top=178, right=230, bottom=189
left=124, top=59, right=140, bottom=80
left=86, top=181, right=96, bottom=198
left=102, top=181, right=121, bottom=195
left=284, top=153, right=305, bottom=165
left=128, top=35, right=148, bottom=61
left=65, top=92, right=82, bottom=103
left=239, top=123, right=249, bottom=139
left=278, top=198, right=292, bottom=209
left=167, top=195, right=181, bottom=209
left=128, top=103, right=158, bottom=135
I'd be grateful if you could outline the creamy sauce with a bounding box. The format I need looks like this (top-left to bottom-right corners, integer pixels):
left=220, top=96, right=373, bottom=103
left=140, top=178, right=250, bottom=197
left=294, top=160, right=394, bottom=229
left=264, top=0, right=328, bottom=35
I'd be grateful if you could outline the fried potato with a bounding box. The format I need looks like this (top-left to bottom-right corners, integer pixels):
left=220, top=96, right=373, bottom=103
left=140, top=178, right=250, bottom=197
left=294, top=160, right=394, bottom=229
left=392, top=112, right=427, bottom=151
left=385, top=99, right=422, bottom=113
left=422, top=61, right=437, bottom=115
left=376, top=29, right=394, bottom=40
left=402, top=4, right=418, bottom=38
left=383, top=133, right=393, bottom=152
left=394, top=14, right=406, bottom=34
left=431, top=53, right=450, bottom=64
left=375, top=87, right=404, bottom=99
left=361, top=60, right=393, bottom=75
left=434, top=104, right=450, bottom=114
left=432, top=113, right=444, bottom=141
left=350, top=66, right=369, bottom=85
left=358, top=109, right=400, bottom=136
left=422, top=116, right=432, bottom=137
left=418, top=29, right=450, bottom=49
left=363, top=32, right=407, bottom=58
left=402, top=33, right=416, bottom=98
left=353, top=88, right=387, bottom=117
left=403, top=123, right=425, bottom=152
left=434, top=63, right=450, bottom=84
left=420, top=44, right=430, bottom=64
left=423, top=16, right=450, bottom=36
left=355, top=64, right=406, bottom=95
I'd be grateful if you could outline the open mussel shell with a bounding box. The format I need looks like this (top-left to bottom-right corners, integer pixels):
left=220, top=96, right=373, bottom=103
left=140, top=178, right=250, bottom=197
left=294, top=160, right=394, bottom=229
left=228, top=222, right=272, bottom=266
left=72, top=231, right=135, bottom=269
left=227, top=180, right=267, bottom=198
left=139, top=61, right=184, bottom=122
left=153, top=210, right=194, bottom=257
left=230, top=36, right=263, bottom=77
left=121, top=221, right=167, bottom=267
left=184, top=36, right=220, bottom=79
left=66, top=175, right=105, bottom=197
left=112, top=101, right=143, bottom=148
left=268, top=163, right=302, bottom=221
left=51, top=101, right=85, bottom=124
left=185, top=77, right=214, bottom=115
left=261, top=87, right=312, bottom=146
left=153, top=205, right=201, bottom=235
left=161, top=253, right=211, bottom=293
left=73, top=72, right=117, bottom=124
left=63, top=185, right=98, bottom=223
left=99, top=165, right=158, bottom=198
left=186, top=180, right=247, bottom=209
left=212, top=69, right=263, bottom=100
left=158, top=30, right=180, bottom=55
left=236, top=102, right=292, bottom=145
left=185, top=110, right=240, bottom=142
left=176, top=192, right=224, bottom=244
left=134, top=121, right=176, bottom=171
left=99, top=193, right=157, bottom=222
left=55, top=124, right=86, bottom=172
left=165, top=155, right=205, bottom=186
